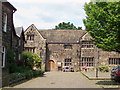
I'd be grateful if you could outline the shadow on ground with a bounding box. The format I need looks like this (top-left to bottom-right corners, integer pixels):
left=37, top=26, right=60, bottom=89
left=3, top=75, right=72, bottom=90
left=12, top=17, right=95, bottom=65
left=8, top=74, right=46, bottom=87
left=96, top=80, right=120, bottom=86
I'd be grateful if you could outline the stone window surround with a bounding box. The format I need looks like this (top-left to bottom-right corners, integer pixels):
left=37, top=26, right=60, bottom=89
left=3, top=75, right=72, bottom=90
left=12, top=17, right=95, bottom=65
left=80, top=57, right=94, bottom=67
left=109, top=58, right=120, bottom=65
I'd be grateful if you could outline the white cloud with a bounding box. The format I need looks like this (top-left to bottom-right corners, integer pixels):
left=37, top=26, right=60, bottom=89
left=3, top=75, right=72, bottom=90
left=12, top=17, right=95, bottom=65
left=8, top=0, right=90, bottom=30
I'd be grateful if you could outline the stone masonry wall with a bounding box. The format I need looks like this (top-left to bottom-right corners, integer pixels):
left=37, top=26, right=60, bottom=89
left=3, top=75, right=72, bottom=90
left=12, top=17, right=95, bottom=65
left=48, top=44, right=80, bottom=71
left=0, top=1, right=2, bottom=88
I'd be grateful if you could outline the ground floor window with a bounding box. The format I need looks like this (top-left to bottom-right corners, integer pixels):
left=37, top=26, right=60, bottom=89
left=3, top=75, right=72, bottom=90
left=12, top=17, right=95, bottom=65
left=2, top=46, right=6, bottom=67
left=80, top=57, right=94, bottom=66
left=25, top=47, right=35, bottom=53
left=109, top=58, right=120, bottom=65
left=64, top=58, right=72, bottom=66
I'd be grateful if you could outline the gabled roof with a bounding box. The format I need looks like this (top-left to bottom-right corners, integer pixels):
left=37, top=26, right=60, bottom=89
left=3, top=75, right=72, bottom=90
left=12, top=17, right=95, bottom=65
left=2, top=0, right=17, bottom=11
left=15, top=27, right=24, bottom=37
left=38, top=30, right=87, bottom=43
left=81, top=32, right=93, bottom=41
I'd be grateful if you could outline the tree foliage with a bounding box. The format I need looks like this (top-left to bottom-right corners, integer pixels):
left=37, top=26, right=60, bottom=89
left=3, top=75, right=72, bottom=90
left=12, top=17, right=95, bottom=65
left=22, top=52, right=41, bottom=70
left=55, top=22, right=82, bottom=30
left=83, top=1, right=120, bottom=52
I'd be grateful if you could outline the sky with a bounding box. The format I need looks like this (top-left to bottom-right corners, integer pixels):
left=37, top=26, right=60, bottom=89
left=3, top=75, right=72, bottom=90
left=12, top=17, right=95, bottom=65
left=8, top=0, right=90, bottom=30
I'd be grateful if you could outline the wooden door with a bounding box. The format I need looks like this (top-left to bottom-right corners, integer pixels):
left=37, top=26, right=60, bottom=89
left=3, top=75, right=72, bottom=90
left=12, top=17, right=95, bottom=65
left=49, top=60, right=55, bottom=71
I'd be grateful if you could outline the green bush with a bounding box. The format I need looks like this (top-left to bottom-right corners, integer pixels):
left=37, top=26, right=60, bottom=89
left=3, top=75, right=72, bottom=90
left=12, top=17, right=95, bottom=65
left=39, top=69, right=45, bottom=75
left=98, top=66, right=109, bottom=72
left=9, top=73, right=25, bottom=82
left=22, top=51, right=41, bottom=70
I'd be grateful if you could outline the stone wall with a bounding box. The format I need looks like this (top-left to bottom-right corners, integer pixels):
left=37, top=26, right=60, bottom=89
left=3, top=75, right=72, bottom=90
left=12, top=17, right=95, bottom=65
left=0, top=1, right=2, bottom=88
left=2, top=2, right=15, bottom=87
left=47, top=43, right=80, bottom=71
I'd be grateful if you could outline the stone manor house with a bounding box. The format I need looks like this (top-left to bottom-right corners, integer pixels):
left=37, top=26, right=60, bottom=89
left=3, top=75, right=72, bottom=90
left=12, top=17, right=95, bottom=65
left=25, top=24, right=120, bottom=71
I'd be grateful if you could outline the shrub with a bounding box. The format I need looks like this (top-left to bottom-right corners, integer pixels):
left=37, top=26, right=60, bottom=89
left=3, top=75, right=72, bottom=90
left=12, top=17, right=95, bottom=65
left=98, top=66, right=109, bottom=72
left=9, top=73, right=25, bottom=82
left=6, top=49, right=17, bottom=73
left=23, top=70, right=33, bottom=79
left=22, top=51, right=41, bottom=70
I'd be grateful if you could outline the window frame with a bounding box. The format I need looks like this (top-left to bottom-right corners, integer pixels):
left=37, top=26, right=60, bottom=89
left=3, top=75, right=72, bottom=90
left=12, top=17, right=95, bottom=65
left=1, top=46, right=6, bottom=68
left=64, top=58, right=72, bottom=66
left=3, top=13, right=7, bottom=32
left=81, top=41, right=94, bottom=48
left=64, top=44, right=72, bottom=49
left=80, top=57, right=94, bottom=67
left=109, top=58, right=120, bottom=65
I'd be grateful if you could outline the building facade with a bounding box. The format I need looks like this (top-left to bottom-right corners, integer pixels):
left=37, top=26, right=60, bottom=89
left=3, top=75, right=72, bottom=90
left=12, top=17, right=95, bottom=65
left=0, top=0, right=2, bottom=88
left=25, top=24, right=120, bottom=71
left=15, top=27, right=25, bottom=65
left=24, top=24, right=46, bottom=69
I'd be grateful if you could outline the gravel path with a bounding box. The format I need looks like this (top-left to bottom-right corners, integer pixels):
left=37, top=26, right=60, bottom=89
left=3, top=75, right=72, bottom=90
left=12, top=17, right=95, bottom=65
left=14, top=72, right=101, bottom=88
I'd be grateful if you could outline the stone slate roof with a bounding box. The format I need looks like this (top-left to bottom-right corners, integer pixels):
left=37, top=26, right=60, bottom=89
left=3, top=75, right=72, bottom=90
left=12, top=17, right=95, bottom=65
left=38, top=30, right=87, bottom=43
left=15, top=27, right=23, bottom=37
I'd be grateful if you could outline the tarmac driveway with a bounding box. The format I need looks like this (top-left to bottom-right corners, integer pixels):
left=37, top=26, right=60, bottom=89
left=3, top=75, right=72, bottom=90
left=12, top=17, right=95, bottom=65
left=14, top=72, right=101, bottom=88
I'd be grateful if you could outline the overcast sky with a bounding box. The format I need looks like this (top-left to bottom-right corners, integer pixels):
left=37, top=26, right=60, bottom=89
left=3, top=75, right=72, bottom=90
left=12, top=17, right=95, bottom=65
left=8, top=0, right=90, bottom=30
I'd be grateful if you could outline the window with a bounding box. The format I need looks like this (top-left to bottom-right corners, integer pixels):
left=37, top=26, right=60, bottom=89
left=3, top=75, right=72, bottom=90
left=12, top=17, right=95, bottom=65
left=64, top=58, right=72, bottom=66
left=109, top=58, right=120, bottom=65
left=64, top=44, right=72, bottom=49
left=2, top=46, right=6, bottom=67
left=26, top=47, right=35, bottom=53
left=81, top=41, right=93, bottom=48
left=27, top=35, right=34, bottom=40
left=80, top=57, right=94, bottom=66
left=3, top=13, right=7, bottom=32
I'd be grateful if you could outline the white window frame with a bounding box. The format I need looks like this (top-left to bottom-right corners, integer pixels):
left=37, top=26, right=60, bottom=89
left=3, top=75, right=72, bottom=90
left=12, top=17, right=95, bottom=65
left=3, top=13, right=7, bottom=32
left=2, top=46, right=6, bottom=68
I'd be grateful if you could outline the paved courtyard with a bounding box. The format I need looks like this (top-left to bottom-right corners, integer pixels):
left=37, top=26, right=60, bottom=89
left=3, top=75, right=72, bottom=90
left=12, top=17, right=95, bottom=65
left=13, top=72, right=101, bottom=88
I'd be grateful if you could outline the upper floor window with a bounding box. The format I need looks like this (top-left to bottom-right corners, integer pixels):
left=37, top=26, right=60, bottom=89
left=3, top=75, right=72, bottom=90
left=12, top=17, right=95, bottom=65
left=27, top=35, right=34, bottom=40
left=3, top=13, right=7, bottom=32
left=81, top=41, right=93, bottom=48
left=2, top=46, right=6, bottom=67
left=109, top=58, right=120, bottom=65
left=64, top=44, right=72, bottom=49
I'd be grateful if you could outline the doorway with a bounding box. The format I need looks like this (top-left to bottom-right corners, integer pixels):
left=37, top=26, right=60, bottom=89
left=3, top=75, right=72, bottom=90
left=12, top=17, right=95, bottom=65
left=49, top=60, right=55, bottom=71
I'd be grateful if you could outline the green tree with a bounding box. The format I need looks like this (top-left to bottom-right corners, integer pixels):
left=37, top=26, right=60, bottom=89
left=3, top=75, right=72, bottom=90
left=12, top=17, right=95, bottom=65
left=83, top=1, right=120, bottom=52
left=55, top=22, right=82, bottom=30
left=22, top=52, right=41, bottom=70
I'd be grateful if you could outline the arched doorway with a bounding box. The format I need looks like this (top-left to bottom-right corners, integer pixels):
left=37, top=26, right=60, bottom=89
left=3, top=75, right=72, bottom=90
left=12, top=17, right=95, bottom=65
left=49, top=60, right=55, bottom=71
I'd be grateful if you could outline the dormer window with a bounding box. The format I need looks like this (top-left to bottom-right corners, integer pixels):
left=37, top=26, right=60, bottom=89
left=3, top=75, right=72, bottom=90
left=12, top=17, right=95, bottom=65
left=3, top=13, right=7, bottom=32
left=27, top=35, right=34, bottom=40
